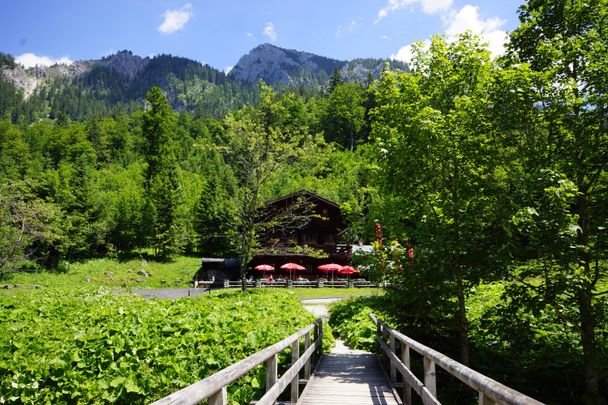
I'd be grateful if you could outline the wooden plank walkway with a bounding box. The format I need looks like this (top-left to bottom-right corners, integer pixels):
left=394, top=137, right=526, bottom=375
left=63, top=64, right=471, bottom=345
left=298, top=342, right=400, bottom=405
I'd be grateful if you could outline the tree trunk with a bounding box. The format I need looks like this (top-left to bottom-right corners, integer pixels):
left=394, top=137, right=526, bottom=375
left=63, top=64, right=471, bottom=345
left=455, top=269, right=470, bottom=366
left=579, top=290, right=598, bottom=395
left=575, top=189, right=598, bottom=395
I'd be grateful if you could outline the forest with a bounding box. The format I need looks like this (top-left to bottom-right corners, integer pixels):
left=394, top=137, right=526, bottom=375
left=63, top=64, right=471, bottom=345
left=1, top=0, right=607, bottom=403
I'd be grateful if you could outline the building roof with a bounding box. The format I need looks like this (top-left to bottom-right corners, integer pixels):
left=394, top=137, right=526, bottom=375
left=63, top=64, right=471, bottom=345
left=264, top=190, right=340, bottom=209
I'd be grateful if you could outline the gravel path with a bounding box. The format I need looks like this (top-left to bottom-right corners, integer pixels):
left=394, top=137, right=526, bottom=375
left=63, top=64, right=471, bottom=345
left=301, top=297, right=364, bottom=354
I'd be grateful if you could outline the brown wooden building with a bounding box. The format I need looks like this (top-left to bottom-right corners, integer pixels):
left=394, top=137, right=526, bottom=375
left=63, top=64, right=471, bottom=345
left=251, top=190, right=351, bottom=280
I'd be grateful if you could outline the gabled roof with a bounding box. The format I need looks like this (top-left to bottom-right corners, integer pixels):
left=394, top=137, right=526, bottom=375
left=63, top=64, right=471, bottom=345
left=264, top=190, right=340, bottom=209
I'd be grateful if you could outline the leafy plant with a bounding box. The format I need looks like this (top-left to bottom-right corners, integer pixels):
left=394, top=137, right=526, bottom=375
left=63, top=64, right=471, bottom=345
left=0, top=289, right=314, bottom=404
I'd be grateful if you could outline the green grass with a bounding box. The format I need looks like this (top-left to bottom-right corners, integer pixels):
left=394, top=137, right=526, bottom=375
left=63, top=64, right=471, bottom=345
left=1, top=256, right=200, bottom=291
left=289, top=287, right=383, bottom=299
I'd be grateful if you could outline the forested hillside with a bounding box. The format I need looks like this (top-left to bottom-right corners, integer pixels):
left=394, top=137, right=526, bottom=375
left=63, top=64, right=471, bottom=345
left=0, top=51, right=258, bottom=121
left=1, top=0, right=607, bottom=403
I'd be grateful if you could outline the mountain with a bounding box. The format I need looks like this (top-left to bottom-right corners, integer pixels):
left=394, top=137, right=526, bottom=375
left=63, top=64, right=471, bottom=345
left=0, top=46, right=407, bottom=122
left=0, top=50, right=258, bottom=121
left=228, top=43, right=407, bottom=86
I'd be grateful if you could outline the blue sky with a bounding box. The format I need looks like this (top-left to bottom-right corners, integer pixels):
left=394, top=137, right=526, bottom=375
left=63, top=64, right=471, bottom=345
left=1, top=0, right=524, bottom=72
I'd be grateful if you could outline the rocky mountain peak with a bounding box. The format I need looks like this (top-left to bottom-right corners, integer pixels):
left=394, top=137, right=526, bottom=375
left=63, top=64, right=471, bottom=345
left=100, top=50, right=149, bottom=80
left=228, top=43, right=345, bottom=85
left=227, top=43, right=407, bottom=87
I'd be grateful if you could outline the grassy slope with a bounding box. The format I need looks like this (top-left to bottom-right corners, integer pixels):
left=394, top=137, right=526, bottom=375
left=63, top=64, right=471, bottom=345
left=1, top=256, right=201, bottom=290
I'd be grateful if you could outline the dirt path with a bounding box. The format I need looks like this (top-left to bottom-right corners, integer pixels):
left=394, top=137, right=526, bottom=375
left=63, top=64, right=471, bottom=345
left=301, top=297, right=363, bottom=354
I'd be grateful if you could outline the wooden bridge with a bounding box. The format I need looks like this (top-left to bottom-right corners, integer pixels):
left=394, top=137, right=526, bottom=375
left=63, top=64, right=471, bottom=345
left=152, top=316, right=543, bottom=405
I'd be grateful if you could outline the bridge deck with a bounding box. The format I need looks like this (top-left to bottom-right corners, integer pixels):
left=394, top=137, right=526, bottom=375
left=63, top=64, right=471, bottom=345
left=298, top=344, right=400, bottom=405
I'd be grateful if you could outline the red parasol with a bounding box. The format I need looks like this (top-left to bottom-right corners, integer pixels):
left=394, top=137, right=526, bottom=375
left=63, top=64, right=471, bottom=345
left=280, top=262, right=305, bottom=280
left=254, top=264, right=274, bottom=271
left=254, top=264, right=274, bottom=278
left=317, top=263, right=343, bottom=281
left=339, top=266, right=359, bottom=280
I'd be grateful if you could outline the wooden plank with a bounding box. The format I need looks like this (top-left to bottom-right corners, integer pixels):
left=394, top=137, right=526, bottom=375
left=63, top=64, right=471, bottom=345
left=298, top=352, right=399, bottom=405
left=424, top=357, right=436, bottom=397
left=266, top=354, right=277, bottom=393
left=258, top=342, right=317, bottom=405
left=402, top=342, right=412, bottom=405
left=291, top=340, right=300, bottom=403
left=207, top=387, right=226, bottom=405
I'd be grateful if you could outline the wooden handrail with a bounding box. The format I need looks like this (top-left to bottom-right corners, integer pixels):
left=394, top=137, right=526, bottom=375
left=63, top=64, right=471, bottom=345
left=151, top=319, right=322, bottom=405
left=369, top=314, right=544, bottom=405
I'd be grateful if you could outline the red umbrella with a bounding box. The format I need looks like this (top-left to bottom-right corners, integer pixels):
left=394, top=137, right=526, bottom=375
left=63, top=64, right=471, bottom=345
left=280, top=262, right=305, bottom=280
left=317, top=263, right=343, bottom=281
left=254, top=264, right=274, bottom=278
left=339, top=266, right=359, bottom=280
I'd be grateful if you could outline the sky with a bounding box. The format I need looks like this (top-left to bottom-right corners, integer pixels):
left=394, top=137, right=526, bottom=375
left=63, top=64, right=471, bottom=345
left=1, top=0, right=524, bottom=72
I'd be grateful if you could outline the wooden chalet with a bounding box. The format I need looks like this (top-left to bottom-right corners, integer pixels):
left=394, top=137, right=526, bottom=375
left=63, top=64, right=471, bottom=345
left=251, top=190, right=350, bottom=280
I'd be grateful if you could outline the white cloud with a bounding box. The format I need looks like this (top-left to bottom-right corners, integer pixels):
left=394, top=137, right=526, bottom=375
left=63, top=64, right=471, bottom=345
left=16, top=53, right=72, bottom=68
left=444, top=5, right=507, bottom=57
left=390, top=40, right=430, bottom=65
left=263, top=22, right=278, bottom=42
left=420, top=0, right=453, bottom=14
left=375, top=0, right=452, bottom=23
left=390, top=4, right=508, bottom=64
left=245, top=32, right=254, bottom=38
left=158, top=3, right=193, bottom=34
left=336, top=20, right=360, bottom=38
left=380, top=35, right=392, bottom=40
left=391, top=44, right=415, bottom=65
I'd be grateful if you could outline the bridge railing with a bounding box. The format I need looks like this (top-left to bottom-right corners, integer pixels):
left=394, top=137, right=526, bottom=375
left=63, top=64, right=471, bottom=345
left=151, top=318, right=323, bottom=405
left=369, top=314, right=544, bottom=405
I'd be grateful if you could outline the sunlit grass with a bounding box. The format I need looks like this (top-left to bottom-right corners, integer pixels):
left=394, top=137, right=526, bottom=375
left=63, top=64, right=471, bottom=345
left=1, top=256, right=201, bottom=291
left=290, top=287, right=383, bottom=299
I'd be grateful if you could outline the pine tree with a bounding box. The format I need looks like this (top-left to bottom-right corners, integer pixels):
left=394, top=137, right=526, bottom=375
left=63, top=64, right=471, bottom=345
left=142, top=87, right=181, bottom=257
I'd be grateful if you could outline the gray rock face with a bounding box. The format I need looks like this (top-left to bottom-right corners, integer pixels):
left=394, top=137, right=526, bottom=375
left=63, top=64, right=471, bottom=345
left=228, top=43, right=407, bottom=86
left=99, top=50, right=150, bottom=80
left=1, top=50, right=149, bottom=99
left=228, top=43, right=346, bottom=85
left=1, top=60, right=93, bottom=98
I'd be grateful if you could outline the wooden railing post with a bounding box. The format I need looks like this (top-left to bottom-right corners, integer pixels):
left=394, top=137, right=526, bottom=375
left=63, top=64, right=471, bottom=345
left=401, top=342, right=411, bottom=405
left=318, top=320, right=323, bottom=355
left=266, top=353, right=278, bottom=401
left=389, top=334, right=397, bottom=383
left=423, top=357, right=437, bottom=397
left=304, top=331, right=311, bottom=379
left=290, top=339, right=300, bottom=403
left=478, top=391, right=496, bottom=405
left=208, top=387, right=227, bottom=405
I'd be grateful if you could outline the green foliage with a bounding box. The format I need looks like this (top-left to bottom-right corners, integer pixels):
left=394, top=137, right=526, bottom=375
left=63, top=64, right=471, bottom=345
left=371, top=33, right=507, bottom=365
left=142, top=87, right=182, bottom=258
left=0, top=289, right=314, bottom=404
left=329, top=296, right=391, bottom=351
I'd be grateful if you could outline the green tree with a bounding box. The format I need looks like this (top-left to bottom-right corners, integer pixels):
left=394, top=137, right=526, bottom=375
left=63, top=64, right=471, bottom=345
left=321, top=83, right=365, bottom=150
left=225, top=84, right=308, bottom=290
left=328, top=68, right=343, bottom=93
left=142, top=87, right=181, bottom=258
left=496, top=0, right=608, bottom=397
left=0, top=181, right=62, bottom=273
left=372, top=34, right=507, bottom=365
